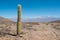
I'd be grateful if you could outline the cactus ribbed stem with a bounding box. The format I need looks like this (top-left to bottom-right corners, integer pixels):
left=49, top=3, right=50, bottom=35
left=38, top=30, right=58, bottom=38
left=17, top=4, right=21, bottom=35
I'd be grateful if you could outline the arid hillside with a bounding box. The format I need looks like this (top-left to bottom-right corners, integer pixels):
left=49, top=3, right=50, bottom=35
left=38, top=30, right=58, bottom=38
left=0, top=17, right=60, bottom=40
left=0, top=17, right=17, bottom=34
left=0, top=17, right=16, bottom=24
left=50, top=20, right=60, bottom=23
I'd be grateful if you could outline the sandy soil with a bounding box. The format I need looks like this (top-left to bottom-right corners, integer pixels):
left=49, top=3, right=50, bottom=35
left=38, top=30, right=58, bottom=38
left=0, top=23, right=60, bottom=40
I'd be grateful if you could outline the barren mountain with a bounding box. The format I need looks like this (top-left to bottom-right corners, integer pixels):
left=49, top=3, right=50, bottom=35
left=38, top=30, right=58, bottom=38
left=0, top=17, right=16, bottom=24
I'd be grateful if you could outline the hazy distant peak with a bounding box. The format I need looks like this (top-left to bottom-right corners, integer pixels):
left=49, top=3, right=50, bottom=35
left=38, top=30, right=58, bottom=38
left=9, top=16, right=60, bottom=22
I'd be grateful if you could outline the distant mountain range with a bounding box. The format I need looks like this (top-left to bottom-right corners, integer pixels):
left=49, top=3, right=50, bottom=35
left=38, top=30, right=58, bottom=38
left=9, top=16, right=60, bottom=22
left=0, top=16, right=60, bottom=23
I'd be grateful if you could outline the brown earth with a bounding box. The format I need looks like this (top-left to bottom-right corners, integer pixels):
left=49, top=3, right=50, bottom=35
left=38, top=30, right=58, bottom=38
left=0, top=17, right=60, bottom=40
left=0, top=22, right=60, bottom=40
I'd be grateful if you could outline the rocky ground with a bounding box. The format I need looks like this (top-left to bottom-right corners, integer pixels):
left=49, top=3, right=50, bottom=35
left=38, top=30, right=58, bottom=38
left=0, top=22, right=60, bottom=40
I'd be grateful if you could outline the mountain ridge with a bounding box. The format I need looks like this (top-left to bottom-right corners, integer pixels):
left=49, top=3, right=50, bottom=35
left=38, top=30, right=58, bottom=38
left=0, top=16, right=16, bottom=24
left=10, top=16, right=60, bottom=22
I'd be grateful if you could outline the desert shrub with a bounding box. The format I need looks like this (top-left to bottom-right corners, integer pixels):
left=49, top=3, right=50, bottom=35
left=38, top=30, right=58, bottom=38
left=53, top=25, right=60, bottom=30
left=56, top=25, right=60, bottom=26
left=20, top=32, right=26, bottom=35
left=51, top=23, right=54, bottom=25
left=46, top=23, right=48, bottom=25
left=33, top=29, right=37, bottom=31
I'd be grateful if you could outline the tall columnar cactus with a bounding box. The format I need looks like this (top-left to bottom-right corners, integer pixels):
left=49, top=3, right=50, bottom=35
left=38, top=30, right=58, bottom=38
left=17, top=4, right=21, bottom=35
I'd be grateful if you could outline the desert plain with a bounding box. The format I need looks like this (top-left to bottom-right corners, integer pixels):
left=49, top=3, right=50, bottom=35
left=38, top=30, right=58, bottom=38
left=0, top=20, right=60, bottom=40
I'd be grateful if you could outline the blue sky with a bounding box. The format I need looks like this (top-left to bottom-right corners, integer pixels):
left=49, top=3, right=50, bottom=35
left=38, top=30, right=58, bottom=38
left=0, top=0, right=60, bottom=18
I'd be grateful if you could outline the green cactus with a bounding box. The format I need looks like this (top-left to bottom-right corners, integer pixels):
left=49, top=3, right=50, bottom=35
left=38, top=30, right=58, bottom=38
left=17, top=4, right=21, bottom=35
